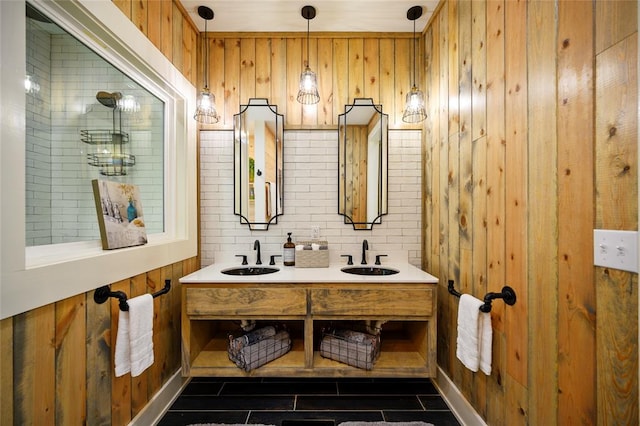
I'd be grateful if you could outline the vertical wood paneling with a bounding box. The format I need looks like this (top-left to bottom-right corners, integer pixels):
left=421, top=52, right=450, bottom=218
left=286, top=38, right=303, bottom=124
left=363, top=39, right=380, bottom=102
left=183, top=18, right=197, bottom=86
left=527, top=1, right=558, bottom=424
left=394, top=38, right=411, bottom=128
left=13, top=305, right=56, bottom=425
left=458, top=0, right=472, bottom=255
left=333, top=39, right=349, bottom=119
left=0, top=318, right=13, bottom=426
left=86, top=289, right=112, bottom=425
left=379, top=39, right=396, bottom=128
left=224, top=38, right=241, bottom=127
left=485, top=0, right=506, bottom=422
left=160, top=0, right=173, bottom=61
left=132, top=0, right=148, bottom=36
left=169, top=262, right=185, bottom=379
left=348, top=38, right=365, bottom=101
left=317, top=38, right=334, bottom=125
left=131, top=274, right=149, bottom=417
left=111, top=279, right=132, bottom=425
left=171, top=3, right=184, bottom=78
left=504, top=0, right=528, bottom=393
left=270, top=38, right=287, bottom=119
left=595, top=0, right=637, bottom=55
left=457, top=0, right=473, bottom=396
left=447, top=0, right=460, bottom=137
left=557, top=1, right=596, bottom=424
left=504, top=1, right=528, bottom=423
left=471, top=0, right=487, bottom=142
left=469, top=3, right=487, bottom=408
left=255, top=38, right=272, bottom=99
left=595, top=32, right=639, bottom=424
left=147, top=269, right=165, bottom=394
left=55, top=295, right=86, bottom=425
left=112, top=0, right=131, bottom=19
left=210, top=36, right=226, bottom=125
left=423, top=25, right=434, bottom=273
left=427, top=19, right=441, bottom=277
left=240, top=38, right=257, bottom=104
left=147, top=0, right=162, bottom=51
left=447, top=0, right=462, bottom=385
left=436, top=5, right=451, bottom=374
left=424, top=0, right=636, bottom=424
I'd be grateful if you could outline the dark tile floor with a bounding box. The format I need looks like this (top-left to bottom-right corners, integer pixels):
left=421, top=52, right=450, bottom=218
left=158, top=377, right=461, bottom=426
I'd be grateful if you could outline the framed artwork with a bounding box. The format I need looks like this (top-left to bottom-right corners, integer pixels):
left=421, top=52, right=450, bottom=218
left=92, top=179, right=147, bottom=249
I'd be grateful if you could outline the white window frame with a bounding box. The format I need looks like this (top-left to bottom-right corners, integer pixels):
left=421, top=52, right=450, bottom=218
left=0, top=0, right=198, bottom=318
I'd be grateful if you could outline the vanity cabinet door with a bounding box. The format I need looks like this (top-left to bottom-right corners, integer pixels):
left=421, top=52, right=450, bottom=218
left=186, top=287, right=307, bottom=316
left=310, top=286, right=434, bottom=317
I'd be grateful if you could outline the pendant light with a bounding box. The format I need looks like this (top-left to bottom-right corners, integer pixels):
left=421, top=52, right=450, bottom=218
left=402, top=5, right=427, bottom=123
left=296, top=5, right=320, bottom=105
left=194, top=5, right=220, bottom=124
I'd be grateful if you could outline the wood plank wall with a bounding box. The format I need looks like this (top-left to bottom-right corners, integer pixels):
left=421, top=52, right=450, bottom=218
left=0, top=1, right=199, bottom=425
left=423, top=0, right=638, bottom=424
left=113, top=0, right=198, bottom=86
left=198, top=32, right=422, bottom=130
left=0, top=258, right=198, bottom=426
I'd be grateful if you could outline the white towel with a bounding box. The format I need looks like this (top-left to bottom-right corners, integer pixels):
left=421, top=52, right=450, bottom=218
left=456, top=294, right=493, bottom=375
left=114, top=293, right=154, bottom=377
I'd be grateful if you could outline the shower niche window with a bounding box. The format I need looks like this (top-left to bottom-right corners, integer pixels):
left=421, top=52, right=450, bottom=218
left=25, top=2, right=164, bottom=246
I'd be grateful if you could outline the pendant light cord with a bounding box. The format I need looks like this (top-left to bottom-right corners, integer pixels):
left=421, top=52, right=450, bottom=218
left=203, top=18, right=208, bottom=90
left=412, top=18, right=416, bottom=88
left=306, top=17, right=310, bottom=68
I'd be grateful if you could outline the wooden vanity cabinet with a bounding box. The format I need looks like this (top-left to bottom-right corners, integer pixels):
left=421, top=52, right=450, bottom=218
left=181, top=281, right=437, bottom=377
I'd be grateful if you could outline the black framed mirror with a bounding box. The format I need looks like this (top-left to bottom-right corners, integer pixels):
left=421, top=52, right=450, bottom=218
left=338, top=98, right=388, bottom=230
left=233, top=99, right=284, bottom=230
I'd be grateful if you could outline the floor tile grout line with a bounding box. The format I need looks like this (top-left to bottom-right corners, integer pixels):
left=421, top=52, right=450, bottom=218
left=416, top=395, right=427, bottom=410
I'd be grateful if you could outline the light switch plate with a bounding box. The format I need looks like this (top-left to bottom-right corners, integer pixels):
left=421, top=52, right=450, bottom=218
left=593, top=229, right=639, bottom=273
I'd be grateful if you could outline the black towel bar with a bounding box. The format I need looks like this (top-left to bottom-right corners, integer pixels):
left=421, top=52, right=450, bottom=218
left=447, top=279, right=516, bottom=313
left=93, top=279, right=171, bottom=311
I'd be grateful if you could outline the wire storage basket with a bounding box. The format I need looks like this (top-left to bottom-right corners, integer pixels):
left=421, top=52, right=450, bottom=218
left=227, top=325, right=291, bottom=372
left=319, top=327, right=381, bottom=370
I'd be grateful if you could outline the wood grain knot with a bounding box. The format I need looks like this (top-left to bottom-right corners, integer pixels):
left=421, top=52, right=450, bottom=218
left=608, top=126, right=617, bottom=137
left=562, top=38, right=570, bottom=49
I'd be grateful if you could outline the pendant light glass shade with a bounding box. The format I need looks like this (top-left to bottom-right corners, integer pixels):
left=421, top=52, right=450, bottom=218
left=297, top=66, right=320, bottom=104
left=194, top=6, right=219, bottom=124
left=403, top=86, right=427, bottom=123
left=194, top=87, right=219, bottom=124
left=402, top=6, right=426, bottom=123
left=297, top=6, right=320, bottom=105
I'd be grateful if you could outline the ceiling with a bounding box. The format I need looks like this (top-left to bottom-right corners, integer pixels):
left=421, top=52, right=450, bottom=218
left=180, top=1, right=439, bottom=33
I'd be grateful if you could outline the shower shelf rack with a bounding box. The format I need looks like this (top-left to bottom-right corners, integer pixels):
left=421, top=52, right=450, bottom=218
left=81, top=129, right=136, bottom=176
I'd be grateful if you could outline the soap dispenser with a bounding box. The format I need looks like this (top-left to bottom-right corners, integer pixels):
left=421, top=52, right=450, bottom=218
left=283, top=232, right=295, bottom=266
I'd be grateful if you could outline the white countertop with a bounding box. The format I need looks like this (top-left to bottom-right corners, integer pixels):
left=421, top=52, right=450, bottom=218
left=180, top=258, right=439, bottom=284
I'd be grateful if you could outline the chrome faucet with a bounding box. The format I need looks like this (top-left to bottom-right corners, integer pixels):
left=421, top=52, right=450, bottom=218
left=361, top=239, right=369, bottom=265
left=253, top=240, right=262, bottom=265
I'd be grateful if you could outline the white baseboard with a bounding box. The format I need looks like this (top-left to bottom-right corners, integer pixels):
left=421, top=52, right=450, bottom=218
left=129, top=370, right=190, bottom=426
left=432, top=367, right=487, bottom=426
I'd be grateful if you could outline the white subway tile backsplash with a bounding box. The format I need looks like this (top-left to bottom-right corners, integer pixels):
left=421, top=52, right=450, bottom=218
left=200, top=129, right=423, bottom=267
